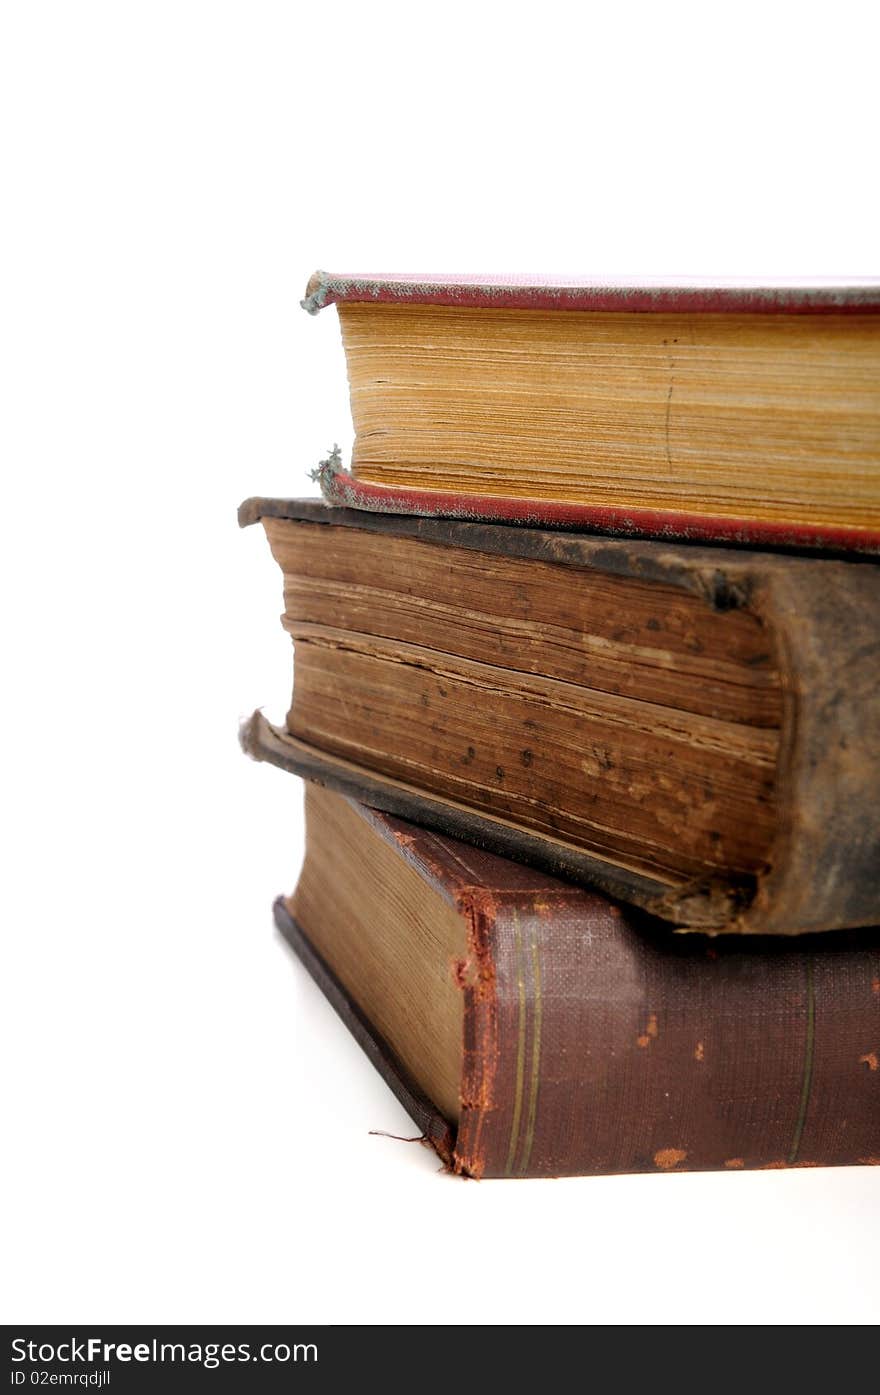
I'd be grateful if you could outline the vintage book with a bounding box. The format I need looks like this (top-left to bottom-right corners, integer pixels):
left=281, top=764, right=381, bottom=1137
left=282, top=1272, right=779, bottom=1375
left=239, top=498, right=880, bottom=936
left=302, top=270, right=880, bottom=553
left=277, top=784, right=880, bottom=1178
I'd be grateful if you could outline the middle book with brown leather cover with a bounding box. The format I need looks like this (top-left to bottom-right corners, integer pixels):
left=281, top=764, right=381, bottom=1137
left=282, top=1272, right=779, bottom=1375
left=240, top=498, right=880, bottom=936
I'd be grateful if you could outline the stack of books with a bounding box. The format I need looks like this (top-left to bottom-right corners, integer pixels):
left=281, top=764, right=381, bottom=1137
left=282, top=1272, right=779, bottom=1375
left=241, top=271, right=880, bottom=1178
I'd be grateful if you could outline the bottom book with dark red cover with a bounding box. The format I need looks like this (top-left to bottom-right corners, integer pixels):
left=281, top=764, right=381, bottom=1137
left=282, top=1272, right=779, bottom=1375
left=276, top=785, right=880, bottom=1178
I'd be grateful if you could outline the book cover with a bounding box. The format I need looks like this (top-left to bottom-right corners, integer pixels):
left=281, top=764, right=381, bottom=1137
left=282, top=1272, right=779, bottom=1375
left=302, top=270, right=880, bottom=316
left=240, top=498, right=880, bottom=937
left=276, top=794, right=880, bottom=1179
left=303, top=270, right=880, bottom=553
left=315, top=456, right=880, bottom=556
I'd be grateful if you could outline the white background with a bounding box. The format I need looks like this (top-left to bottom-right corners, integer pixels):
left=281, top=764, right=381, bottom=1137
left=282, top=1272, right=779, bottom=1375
left=2, top=1, right=879, bottom=1325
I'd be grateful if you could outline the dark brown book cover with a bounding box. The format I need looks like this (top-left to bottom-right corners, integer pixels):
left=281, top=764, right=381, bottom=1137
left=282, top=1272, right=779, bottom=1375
left=240, top=499, right=880, bottom=936
left=275, top=797, right=880, bottom=1179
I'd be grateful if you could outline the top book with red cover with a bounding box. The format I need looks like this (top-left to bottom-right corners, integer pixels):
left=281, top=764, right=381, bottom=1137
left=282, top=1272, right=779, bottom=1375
left=302, top=269, right=880, bottom=554
left=302, top=269, right=880, bottom=316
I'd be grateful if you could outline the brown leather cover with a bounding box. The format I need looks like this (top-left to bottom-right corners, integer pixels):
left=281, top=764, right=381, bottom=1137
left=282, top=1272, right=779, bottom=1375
left=240, top=499, right=880, bottom=935
left=276, top=798, right=880, bottom=1178
left=243, top=712, right=671, bottom=915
